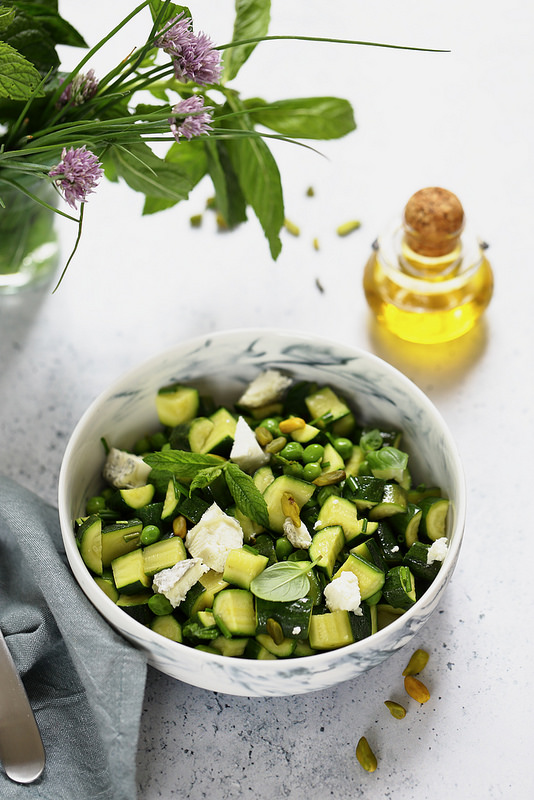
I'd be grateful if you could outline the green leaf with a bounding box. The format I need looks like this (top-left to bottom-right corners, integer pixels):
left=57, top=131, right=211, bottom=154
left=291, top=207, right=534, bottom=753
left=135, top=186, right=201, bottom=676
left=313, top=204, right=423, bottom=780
left=223, top=0, right=271, bottom=82
left=224, top=462, right=269, bottom=528
left=1, top=9, right=59, bottom=72
left=205, top=138, right=247, bottom=228
left=149, top=1, right=191, bottom=27
left=245, top=96, right=356, bottom=140
left=225, top=129, right=283, bottom=258
left=143, top=139, right=208, bottom=215
left=366, top=447, right=409, bottom=483
left=107, top=142, right=194, bottom=203
left=0, top=7, right=16, bottom=34
left=0, top=41, right=43, bottom=99
left=189, top=466, right=223, bottom=494
left=9, top=2, right=87, bottom=47
left=143, top=449, right=224, bottom=481
left=250, top=560, right=314, bottom=602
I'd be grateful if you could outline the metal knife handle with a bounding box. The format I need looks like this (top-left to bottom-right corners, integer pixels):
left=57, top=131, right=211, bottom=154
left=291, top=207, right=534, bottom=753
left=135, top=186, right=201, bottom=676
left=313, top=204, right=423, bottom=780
left=0, top=627, right=45, bottom=784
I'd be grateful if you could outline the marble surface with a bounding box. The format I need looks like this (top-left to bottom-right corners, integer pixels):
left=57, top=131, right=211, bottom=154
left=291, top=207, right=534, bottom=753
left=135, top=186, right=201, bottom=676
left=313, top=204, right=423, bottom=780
left=1, top=0, right=533, bottom=797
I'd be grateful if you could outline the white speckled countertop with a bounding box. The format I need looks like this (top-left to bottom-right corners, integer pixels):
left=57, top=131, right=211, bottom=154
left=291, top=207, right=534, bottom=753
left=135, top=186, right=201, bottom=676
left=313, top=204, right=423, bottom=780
left=1, top=1, right=533, bottom=797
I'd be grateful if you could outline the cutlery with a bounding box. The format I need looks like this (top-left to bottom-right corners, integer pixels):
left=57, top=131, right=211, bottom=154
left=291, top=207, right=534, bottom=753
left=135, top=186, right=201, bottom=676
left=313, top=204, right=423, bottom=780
left=0, top=626, right=45, bottom=784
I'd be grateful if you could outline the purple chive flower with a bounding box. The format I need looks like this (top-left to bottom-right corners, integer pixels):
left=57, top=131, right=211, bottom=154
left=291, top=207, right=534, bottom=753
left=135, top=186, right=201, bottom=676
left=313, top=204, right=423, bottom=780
left=156, top=13, right=221, bottom=86
left=170, top=96, right=213, bottom=141
left=58, top=69, right=99, bottom=108
left=49, top=146, right=104, bottom=209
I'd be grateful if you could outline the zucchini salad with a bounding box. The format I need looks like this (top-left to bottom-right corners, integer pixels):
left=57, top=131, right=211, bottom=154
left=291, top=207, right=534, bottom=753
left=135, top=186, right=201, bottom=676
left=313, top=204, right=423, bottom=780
left=75, top=370, right=450, bottom=659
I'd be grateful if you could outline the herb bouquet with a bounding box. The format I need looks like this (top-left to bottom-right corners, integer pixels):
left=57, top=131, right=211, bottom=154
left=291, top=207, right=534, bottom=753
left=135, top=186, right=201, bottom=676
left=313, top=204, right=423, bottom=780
left=0, top=0, right=431, bottom=289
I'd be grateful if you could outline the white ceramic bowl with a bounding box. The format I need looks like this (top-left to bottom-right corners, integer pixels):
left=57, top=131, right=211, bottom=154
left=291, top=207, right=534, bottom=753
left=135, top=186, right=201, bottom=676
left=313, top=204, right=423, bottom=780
left=58, top=329, right=466, bottom=697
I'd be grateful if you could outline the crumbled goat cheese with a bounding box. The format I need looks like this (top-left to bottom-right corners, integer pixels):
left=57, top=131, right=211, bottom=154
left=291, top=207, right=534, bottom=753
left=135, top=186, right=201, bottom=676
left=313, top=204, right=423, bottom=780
left=152, top=558, right=209, bottom=608
left=185, top=503, right=244, bottom=572
left=230, top=416, right=270, bottom=473
left=324, top=571, right=363, bottom=615
left=283, top=517, right=312, bottom=549
left=237, top=369, right=292, bottom=409
left=292, top=626, right=302, bottom=636
left=427, top=537, right=449, bottom=565
left=102, top=447, right=152, bottom=489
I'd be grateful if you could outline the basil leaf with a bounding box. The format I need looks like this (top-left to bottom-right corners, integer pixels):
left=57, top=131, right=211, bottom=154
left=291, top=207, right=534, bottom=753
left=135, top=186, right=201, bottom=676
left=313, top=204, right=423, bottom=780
left=250, top=560, right=313, bottom=602
left=205, top=139, right=248, bottom=228
left=245, top=96, right=356, bottom=140
left=189, top=466, right=223, bottom=494
left=143, top=450, right=224, bottom=480
left=0, top=41, right=43, bottom=99
left=223, top=0, right=271, bottom=83
left=366, top=446, right=409, bottom=482
left=108, top=143, right=194, bottom=204
left=224, top=115, right=283, bottom=259
left=143, top=140, right=208, bottom=215
left=224, top=462, right=269, bottom=528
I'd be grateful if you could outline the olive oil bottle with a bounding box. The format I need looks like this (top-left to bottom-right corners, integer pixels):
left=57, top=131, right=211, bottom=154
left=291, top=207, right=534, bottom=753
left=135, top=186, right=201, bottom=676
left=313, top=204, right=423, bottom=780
left=363, top=187, right=494, bottom=344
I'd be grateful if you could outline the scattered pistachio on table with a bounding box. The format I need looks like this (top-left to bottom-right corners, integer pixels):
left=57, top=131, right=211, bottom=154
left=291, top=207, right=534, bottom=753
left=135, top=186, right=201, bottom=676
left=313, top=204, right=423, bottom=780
left=284, top=218, right=300, bottom=236
left=402, top=648, right=430, bottom=676
left=336, top=219, right=361, bottom=236
left=356, top=736, right=378, bottom=773
left=404, top=675, right=431, bottom=704
left=384, top=700, right=407, bottom=719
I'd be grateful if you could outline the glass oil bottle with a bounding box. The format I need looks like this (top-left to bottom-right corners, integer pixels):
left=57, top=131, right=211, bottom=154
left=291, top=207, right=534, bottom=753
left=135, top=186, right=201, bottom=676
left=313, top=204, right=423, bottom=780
left=363, top=187, right=494, bottom=344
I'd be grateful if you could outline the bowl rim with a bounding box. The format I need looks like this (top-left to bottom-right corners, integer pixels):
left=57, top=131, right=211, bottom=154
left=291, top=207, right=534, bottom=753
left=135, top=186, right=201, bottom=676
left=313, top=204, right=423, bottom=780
left=58, top=327, right=467, bottom=673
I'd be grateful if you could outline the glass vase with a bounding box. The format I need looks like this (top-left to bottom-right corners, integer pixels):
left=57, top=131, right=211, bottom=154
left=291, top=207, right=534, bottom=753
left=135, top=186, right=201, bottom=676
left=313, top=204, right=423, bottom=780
left=0, top=179, right=60, bottom=294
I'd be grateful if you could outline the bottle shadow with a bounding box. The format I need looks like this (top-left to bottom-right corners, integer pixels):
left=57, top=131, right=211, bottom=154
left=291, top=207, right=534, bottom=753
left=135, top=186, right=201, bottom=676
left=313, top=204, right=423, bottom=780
left=366, top=314, right=489, bottom=392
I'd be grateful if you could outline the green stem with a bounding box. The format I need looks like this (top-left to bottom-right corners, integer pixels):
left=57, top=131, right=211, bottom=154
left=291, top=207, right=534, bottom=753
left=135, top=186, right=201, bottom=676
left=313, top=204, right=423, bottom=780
left=215, top=34, right=449, bottom=53
left=52, top=203, right=85, bottom=292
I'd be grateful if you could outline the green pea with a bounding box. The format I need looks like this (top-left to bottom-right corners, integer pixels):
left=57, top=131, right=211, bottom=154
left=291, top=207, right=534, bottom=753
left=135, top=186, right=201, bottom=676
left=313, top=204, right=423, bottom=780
left=303, top=443, right=325, bottom=464
left=133, top=436, right=151, bottom=455
left=148, top=594, right=174, bottom=616
left=334, top=437, right=354, bottom=460
left=260, top=417, right=281, bottom=436
left=86, top=495, right=106, bottom=514
left=275, top=536, right=294, bottom=559
left=280, top=441, right=304, bottom=461
left=303, top=461, right=322, bottom=481
left=140, top=524, right=161, bottom=546
left=283, top=461, right=304, bottom=478
left=150, top=431, right=168, bottom=450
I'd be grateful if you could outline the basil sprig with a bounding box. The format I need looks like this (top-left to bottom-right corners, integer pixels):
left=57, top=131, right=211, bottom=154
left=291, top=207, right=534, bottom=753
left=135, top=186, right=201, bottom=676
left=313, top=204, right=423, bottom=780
left=143, top=450, right=269, bottom=528
left=250, top=560, right=319, bottom=602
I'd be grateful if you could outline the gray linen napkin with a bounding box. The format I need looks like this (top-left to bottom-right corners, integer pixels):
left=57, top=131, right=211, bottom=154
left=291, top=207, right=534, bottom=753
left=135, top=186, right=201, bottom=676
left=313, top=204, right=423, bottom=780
left=0, top=476, right=148, bottom=800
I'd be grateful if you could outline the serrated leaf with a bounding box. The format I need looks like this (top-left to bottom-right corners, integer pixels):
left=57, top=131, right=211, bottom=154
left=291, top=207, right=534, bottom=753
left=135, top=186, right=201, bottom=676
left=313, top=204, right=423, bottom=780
left=0, top=41, right=43, bottom=99
left=107, top=142, right=194, bottom=203
left=1, top=10, right=59, bottom=72
left=189, top=466, right=223, bottom=493
left=0, top=7, right=16, bottom=34
left=223, top=0, right=271, bottom=82
left=246, top=96, right=356, bottom=140
left=10, top=2, right=87, bottom=47
left=224, top=462, right=269, bottom=528
left=143, top=449, right=224, bottom=481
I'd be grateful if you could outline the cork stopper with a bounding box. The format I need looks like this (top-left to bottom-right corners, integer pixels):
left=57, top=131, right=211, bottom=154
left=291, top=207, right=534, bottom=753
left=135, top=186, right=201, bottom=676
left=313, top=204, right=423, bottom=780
left=403, top=187, right=464, bottom=257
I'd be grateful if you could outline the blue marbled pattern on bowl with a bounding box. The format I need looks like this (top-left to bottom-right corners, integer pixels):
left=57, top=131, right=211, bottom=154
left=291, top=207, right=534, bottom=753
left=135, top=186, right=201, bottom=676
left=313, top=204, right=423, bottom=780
left=58, top=329, right=466, bottom=697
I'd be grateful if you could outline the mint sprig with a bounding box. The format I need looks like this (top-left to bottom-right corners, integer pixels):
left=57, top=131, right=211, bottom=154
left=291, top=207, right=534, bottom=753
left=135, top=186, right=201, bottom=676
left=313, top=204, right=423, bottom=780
left=143, top=449, right=269, bottom=528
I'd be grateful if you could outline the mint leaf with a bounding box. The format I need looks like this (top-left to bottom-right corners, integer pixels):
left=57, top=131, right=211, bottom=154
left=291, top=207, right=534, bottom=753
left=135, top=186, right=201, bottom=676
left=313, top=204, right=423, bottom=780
left=189, top=465, right=223, bottom=494
left=223, top=0, right=271, bottom=82
left=1, top=10, right=59, bottom=72
left=143, top=450, right=224, bottom=480
left=0, top=41, right=43, bottom=99
left=250, top=560, right=314, bottom=601
left=224, top=462, right=269, bottom=528
left=246, top=96, right=356, bottom=140
left=0, top=7, right=15, bottom=34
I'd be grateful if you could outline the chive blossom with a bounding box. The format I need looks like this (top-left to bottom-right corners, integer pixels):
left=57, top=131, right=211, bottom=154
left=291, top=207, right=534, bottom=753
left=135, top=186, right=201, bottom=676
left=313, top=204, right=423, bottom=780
left=49, top=146, right=104, bottom=209
left=169, top=96, right=213, bottom=141
left=156, top=12, right=221, bottom=85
